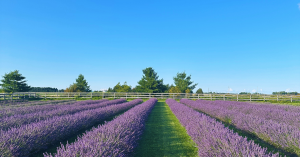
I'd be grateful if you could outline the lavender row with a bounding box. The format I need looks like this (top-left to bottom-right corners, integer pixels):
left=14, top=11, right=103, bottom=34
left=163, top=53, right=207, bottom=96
left=197, top=99, right=300, bottom=128
left=0, top=99, right=108, bottom=119
left=0, top=100, right=76, bottom=108
left=181, top=99, right=300, bottom=155
left=166, top=99, right=278, bottom=157
left=0, top=99, right=142, bottom=157
left=0, top=99, right=124, bottom=130
left=44, top=98, right=158, bottom=157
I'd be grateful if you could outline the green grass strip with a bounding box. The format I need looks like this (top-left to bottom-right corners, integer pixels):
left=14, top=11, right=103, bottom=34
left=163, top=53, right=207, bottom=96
left=134, top=102, right=198, bottom=157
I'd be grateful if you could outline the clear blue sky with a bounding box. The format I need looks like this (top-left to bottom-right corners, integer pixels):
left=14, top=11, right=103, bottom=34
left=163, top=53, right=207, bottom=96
left=0, top=0, right=299, bottom=94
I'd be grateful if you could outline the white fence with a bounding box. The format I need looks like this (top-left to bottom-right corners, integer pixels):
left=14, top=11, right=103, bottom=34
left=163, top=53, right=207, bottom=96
left=0, top=92, right=300, bottom=102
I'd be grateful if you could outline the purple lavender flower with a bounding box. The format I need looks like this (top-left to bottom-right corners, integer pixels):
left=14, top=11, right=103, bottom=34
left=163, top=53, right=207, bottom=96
left=0, top=99, right=123, bottom=130
left=181, top=99, right=300, bottom=155
left=44, top=98, right=157, bottom=157
left=0, top=99, right=142, bottom=157
left=166, top=99, right=278, bottom=157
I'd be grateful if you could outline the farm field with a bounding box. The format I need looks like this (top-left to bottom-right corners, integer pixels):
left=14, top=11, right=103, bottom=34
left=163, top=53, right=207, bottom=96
left=0, top=98, right=298, bottom=156
left=134, top=101, right=198, bottom=157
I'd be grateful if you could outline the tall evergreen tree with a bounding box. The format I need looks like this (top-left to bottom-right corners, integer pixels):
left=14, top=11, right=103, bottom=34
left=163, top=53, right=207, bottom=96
left=135, top=67, right=167, bottom=93
left=0, top=70, right=31, bottom=93
left=173, top=72, right=197, bottom=93
left=75, top=74, right=91, bottom=92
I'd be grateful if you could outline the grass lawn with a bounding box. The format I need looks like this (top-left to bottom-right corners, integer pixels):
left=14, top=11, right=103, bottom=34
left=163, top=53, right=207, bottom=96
left=134, top=101, right=198, bottom=157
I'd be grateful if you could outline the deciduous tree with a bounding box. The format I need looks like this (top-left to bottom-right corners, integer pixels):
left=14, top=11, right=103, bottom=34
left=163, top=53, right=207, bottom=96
left=196, top=88, right=203, bottom=94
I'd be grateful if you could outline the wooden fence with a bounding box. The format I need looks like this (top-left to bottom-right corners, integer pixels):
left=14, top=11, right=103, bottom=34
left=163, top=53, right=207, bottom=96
left=0, top=92, right=299, bottom=102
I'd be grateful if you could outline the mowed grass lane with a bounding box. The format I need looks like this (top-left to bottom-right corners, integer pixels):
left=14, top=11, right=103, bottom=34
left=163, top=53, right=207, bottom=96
left=134, top=101, right=198, bottom=157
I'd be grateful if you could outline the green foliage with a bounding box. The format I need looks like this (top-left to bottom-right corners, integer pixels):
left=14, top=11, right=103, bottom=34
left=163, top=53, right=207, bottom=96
left=168, top=86, right=181, bottom=93
left=30, top=87, right=61, bottom=92
left=135, top=67, right=167, bottom=93
left=164, top=84, right=174, bottom=93
left=65, top=83, right=79, bottom=92
left=173, top=72, right=197, bottom=93
left=272, top=91, right=298, bottom=95
left=0, top=70, right=31, bottom=93
left=107, top=87, right=114, bottom=92
left=185, top=88, right=191, bottom=93
left=239, top=92, right=251, bottom=95
left=75, top=74, right=91, bottom=92
left=196, top=88, right=203, bottom=94
left=113, top=82, right=132, bottom=92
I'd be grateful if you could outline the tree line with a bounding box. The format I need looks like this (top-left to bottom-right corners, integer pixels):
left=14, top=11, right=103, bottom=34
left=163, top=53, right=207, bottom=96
left=107, top=67, right=202, bottom=93
left=0, top=68, right=203, bottom=94
left=1, top=69, right=297, bottom=95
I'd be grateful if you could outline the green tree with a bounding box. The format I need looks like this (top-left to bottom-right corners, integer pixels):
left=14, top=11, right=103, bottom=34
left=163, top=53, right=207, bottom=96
left=113, top=82, right=132, bottom=92
left=107, top=87, right=114, bottom=92
left=135, top=67, right=167, bottom=93
left=0, top=70, right=31, bottom=93
left=169, top=86, right=181, bottom=93
left=75, top=74, right=91, bottom=92
left=185, top=88, right=191, bottom=93
left=65, top=83, right=79, bottom=92
left=173, top=72, right=197, bottom=93
left=196, top=88, right=203, bottom=94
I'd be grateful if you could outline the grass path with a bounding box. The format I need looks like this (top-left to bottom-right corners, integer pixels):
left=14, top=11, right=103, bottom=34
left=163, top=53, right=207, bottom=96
left=134, top=102, right=198, bottom=157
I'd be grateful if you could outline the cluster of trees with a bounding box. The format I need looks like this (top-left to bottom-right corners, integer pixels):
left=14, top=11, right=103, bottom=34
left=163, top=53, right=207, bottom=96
left=107, top=67, right=202, bottom=93
left=0, top=68, right=203, bottom=93
left=0, top=70, right=90, bottom=93
left=29, top=87, right=64, bottom=92
left=272, top=91, right=298, bottom=95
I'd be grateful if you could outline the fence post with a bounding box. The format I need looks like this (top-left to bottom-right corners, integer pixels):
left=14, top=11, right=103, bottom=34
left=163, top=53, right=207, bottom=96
left=237, top=95, right=238, bottom=101
left=45, top=93, right=46, bottom=99
left=250, top=94, right=251, bottom=102
left=277, top=95, right=278, bottom=101
left=91, top=92, right=92, bottom=99
left=223, top=95, right=225, bottom=101
left=173, top=93, right=175, bottom=99
left=198, top=94, right=199, bottom=99
left=68, top=93, right=69, bottom=98
left=210, top=94, right=212, bottom=101
left=102, top=92, right=104, bottom=99
left=126, top=93, right=127, bottom=99
left=114, top=93, right=115, bottom=99
left=264, top=95, right=265, bottom=102
left=291, top=97, right=293, bottom=102
left=57, top=92, right=58, bottom=98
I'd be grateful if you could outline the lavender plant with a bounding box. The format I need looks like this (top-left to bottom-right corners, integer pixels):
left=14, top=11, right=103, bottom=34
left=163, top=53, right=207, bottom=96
left=0, top=99, right=124, bottom=130
left=44, top=98, right=158, bottom=157
left=181, top=99, right=300, bottom=155
left=0, top=99, right=142, bottom=157
left=0, top=99, right=108, bottom=119
left=166, top=99, right=279, bottom=157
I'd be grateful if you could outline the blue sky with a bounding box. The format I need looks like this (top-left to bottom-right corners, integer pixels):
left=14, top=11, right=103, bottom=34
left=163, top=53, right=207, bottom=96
left=0, top=0, right=299, bottom=94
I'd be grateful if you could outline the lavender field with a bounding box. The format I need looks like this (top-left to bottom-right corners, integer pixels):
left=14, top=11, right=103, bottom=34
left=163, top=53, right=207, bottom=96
left=0, top=98, right=297, bottom=157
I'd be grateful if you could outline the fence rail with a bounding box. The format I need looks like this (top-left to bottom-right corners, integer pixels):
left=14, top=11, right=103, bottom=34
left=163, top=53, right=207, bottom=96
left=0, top=92, right=300, bottom=102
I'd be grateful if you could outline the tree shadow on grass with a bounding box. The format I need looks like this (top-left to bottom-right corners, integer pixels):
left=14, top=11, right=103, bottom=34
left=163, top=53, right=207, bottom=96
left=134, top=102, right=198, bottom=157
